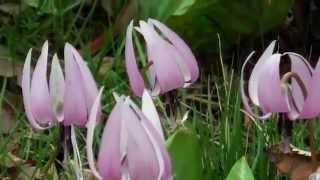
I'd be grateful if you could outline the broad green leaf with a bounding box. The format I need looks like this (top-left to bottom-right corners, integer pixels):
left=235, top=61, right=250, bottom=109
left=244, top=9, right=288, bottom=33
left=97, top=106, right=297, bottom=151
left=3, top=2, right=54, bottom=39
left=226, top=157, right=254, bottom=180
left=166, top=123, right=204, bottom=180
left=166, top=0, right=294, bottom=52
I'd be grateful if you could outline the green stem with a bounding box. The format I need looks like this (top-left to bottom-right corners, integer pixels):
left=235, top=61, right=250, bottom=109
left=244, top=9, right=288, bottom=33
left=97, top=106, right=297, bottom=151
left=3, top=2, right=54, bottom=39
left=307, top=120, right=317, bottom=170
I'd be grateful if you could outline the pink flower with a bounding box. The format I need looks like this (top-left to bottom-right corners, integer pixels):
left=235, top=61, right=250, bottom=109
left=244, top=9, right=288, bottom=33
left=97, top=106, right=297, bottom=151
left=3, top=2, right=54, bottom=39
left=86, top=90, right=172, bottom=180
left=22, top=41, right=99, bottom=130
left=125, top=19, right=199, bottom=97
left=241, top=40, right=320, bottom=120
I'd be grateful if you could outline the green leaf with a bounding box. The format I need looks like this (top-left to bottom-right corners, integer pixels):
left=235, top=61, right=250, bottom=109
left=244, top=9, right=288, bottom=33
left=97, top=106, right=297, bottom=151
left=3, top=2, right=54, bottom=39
left=166, top=0, right=294, bottom=53
left=226, top=157, right=254, bottom=180
left=166, top=123, right=204, bottom=180
left=172, top=0, right=196, bottom=16
left=23, top=0, right=39, bottom=8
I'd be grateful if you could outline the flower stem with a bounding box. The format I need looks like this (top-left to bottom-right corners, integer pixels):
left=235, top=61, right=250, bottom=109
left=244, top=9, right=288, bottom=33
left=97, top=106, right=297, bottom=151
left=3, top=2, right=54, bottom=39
left=60, top=124, right=72, bottom=163
left=307, top=120, right=318, bottom=170
left=278, top=114, right=292, bottom=153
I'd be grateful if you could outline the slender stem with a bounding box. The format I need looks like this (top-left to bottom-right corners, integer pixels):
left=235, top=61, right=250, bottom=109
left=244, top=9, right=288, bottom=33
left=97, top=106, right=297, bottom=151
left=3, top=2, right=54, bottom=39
left=61, top=125, right=72, bottom=163
left=71, top=125, right=83, bottom=180
left=278, top=114, right=292, bottom=153
left=307, top=120, right=318, bottom=170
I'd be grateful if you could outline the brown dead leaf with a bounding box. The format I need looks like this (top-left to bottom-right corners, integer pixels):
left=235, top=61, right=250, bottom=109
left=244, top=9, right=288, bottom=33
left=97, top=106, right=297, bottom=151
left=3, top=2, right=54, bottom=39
left=267, top=144, right=318, bottom=180
left=0, top=60, right=23, bottom=78
left=0, top=103, right=15, bottom=134
left=83, top=168, right=95, bottom=180
left=0, top=3, right=19, bottom=16
left=1, top=152, right=25, bottom=168
left=17, top=164, right=41, bottom=180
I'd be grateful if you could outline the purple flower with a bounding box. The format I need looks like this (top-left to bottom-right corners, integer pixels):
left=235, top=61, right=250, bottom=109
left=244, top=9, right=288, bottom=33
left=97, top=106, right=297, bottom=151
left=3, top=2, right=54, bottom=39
left=241, top=40, right=320, bottom=120
left=86, top=90, right=172, bottom=180
left=22, top=41, right=99, bottom=130
left=125, top=19, right=199, bottom=97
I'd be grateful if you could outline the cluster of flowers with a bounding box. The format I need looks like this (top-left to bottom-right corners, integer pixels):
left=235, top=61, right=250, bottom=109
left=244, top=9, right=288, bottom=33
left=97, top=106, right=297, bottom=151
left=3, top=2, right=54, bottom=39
left=21, top=19, right=199, bottom=180
left=241, top=40, right=320, bottom=120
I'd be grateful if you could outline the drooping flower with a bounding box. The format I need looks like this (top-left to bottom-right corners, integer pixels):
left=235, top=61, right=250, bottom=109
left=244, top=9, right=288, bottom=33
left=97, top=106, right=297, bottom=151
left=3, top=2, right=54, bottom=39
left=240, top=40, right=320, bottom=120
left=22, top=41, right=61, bottom=130
left=63, top=43, right=99, bottom=126
left=86, top=90, right=172, bottom=180
left=125, top=19, right=199, bottom=97
left=22, top=41, right=99, bottom=130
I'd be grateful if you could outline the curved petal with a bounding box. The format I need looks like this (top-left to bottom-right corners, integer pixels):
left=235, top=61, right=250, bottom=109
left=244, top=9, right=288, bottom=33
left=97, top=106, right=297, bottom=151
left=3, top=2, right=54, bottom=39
left=67, top=43, right=99, bottom=112
left=86, top=88, right=104, bottom=180
left=97, top=100, right=123, bottom=180
left=30, top=41, right=55, bottom=124
left=299, top=59, right=320, bottom=118
left=286, top=52, right=313, bottom=119
left=142, top=90, right=164, bottom=139
left=138, top=21, right=185, bottom=94
left=257, top=54, right=290, bottom=113
left=125, top=20, right=145, bottom=97
left=240, top=51, right=272, bottom=119
left=145, top=21, right=192, bottom=87
left=123, top=99, right=160, bottom=180
left=22, top=49, right=52, bottom=130
left=148, top=18, right=199, bottom=83
left=248, top=40, right=276, bottom=106
left=49, top=54, right=64, bottom=122
left=63, top=44, right=87, bottom=126
left=127, top=98, right=171, bottom=179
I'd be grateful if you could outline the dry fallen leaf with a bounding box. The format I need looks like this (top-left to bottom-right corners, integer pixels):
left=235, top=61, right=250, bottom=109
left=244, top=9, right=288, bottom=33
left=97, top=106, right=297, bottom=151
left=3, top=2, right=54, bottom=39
left=0, top=103, right=15, bottom=134
left=0, top=60, right=23, bottom=78
left=0, top=3, right=19, bottom=16
left=267, top=144, right=318, bottom=180
left=83, top=168, right=95, bottom=180
left=0, top=152, right=25, bottom=168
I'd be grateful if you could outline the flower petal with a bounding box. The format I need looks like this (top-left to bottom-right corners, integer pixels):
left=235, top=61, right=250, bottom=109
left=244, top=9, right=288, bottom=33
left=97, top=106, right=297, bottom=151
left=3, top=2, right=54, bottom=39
left=286, top=52, right=313, bottom=119
left=86, top=87, right=104, bottom=180
left=148, top=18, right=199, bottom=83
left=142, top=90, right=164, bottom=140
left=49, top=54, right=64, bottom=122
left=123, top=99, right=160, bottom=180
left=22, top=49, right=52, bottom=130
left=240, top=51, right=272, bottom=119
left=30, top=41, right=55, bottom=124
left=125, top=20, right=145, bottom=97
left=97, top=100, right=123, bottom=180
left=137, top=21, right=185, bottom=94
left=257, top=54, right=290, bottom=113
left=299, top=59, right=320, bottom=118
left=63, top=43, right=87, bottom=126
left=68, top=43, right=99, bottom=113
left=127, top=98, right=171, bottom=179
left=248, top=40, right=276, bottom=106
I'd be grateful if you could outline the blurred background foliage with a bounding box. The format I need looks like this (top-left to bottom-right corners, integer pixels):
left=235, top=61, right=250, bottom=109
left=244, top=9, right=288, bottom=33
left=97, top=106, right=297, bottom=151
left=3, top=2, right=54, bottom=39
left=0, top=0, right=296, bottom=62
left=1, top=0, right=320, bottom=179
left=2, top=0, right=319, bottom=74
